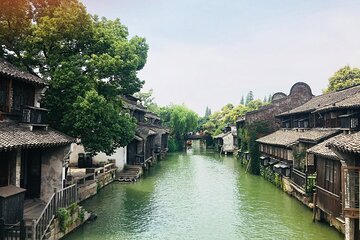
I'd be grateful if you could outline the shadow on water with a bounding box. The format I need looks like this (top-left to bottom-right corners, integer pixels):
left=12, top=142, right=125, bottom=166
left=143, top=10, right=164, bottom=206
left=64, top=140, right=344, bottom=240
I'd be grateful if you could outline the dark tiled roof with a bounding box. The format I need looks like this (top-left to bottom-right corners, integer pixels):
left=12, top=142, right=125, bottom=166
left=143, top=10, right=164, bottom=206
left=214, top=132, right=231, bottom=139
left=0, top=59, right=46, bottom=85
left=121, top=97, right=146, bottom=112
left=298, top=129, right=340, bottom=142
left=149, top=125, right=170, bottom=135
left=314, top=92, right=360, bottom=113
left=307, top=138, right=339, bottom=160
left=278, top=85, right=360, bottom=116
left=145, top=112, right=161, bottom=120
left=257, top=130, right=303, bottom=147
left=257, top=129, right=340, bottom=147
left=136, top=125, right=157, bottom=139
left=236, top=117, right=245, bottom=123
left=0, top=122, right=73, bottom=150
left=327, top=132, right=360, bottom=154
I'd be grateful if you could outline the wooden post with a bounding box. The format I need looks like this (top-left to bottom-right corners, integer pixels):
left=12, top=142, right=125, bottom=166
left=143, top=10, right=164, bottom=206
left=20, top=220, right=26, bottom=240
left=0, top=218, right=5, bottom=240
left=54, top=188, right=58, bottom=210
left=32, top=219, right=36, bottom=240
left=305, top=172, right=308, bottom=193
left=75, top=183, right=78, bottom=203
left=312, top=192, right=317, bottom=222
left=8, top=79, right=12, bottom=113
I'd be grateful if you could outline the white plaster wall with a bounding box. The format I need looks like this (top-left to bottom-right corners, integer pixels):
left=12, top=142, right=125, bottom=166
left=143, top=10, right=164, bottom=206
left=93, top=147, right=127, bottom=171
left=69, top=143, right=127, bottom=171
left=223, top=134, right=236, bottom=152
left=41, top=146, right=69, bottom=202
left=69, top=143, right=85, bottom=166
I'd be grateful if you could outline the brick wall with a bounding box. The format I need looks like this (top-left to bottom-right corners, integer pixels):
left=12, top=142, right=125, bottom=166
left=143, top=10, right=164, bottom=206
left=245, top=82, right=313, bottom=131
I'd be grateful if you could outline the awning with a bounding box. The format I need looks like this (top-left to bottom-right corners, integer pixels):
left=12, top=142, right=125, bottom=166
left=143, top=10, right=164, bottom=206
left=339, top=113, right=357, bottom=118
left=298, top=118, right=309, bottom=122
left=274, top=163, right=290, bottom=169
left=134, top=135, right=143, bottom=141
left=269, top=158, right=279, bottom=165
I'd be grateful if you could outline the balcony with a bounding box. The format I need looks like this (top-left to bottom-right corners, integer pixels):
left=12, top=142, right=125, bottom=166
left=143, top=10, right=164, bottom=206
left=316, top=185, right=342, bottom=218
left=291, top=168, right=316, bottom=194
left=21, top=106, right=48, bottom=125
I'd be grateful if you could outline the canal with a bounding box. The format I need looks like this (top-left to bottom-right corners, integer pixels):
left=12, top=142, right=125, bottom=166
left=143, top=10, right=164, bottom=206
left=65, top=141, right=343, bottom=240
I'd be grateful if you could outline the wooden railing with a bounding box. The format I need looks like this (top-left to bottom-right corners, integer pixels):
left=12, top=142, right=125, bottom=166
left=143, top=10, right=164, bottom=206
left=67, top=163, right=116, bottom=187
left=32, top=184, right=77, bottom=240
left=21, top=106, right=48, bottom=125
left=316, top=186, right=342, bottom=218
left=0, top=219, right=26, bottom=240
left=291, top=169, right=306, bottom=190
left=291, top=169, right=316, bottom=194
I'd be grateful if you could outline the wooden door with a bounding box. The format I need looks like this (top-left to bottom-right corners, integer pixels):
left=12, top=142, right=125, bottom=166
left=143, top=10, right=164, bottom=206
left=24, top=149, right=42, bottom=199
left=0, top=152, right=9, bottom=187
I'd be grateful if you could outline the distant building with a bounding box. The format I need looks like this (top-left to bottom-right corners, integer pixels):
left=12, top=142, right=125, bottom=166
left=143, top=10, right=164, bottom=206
left=237, top=82, right=313, bottom=132
left=214, top=125, right=237, bottom=154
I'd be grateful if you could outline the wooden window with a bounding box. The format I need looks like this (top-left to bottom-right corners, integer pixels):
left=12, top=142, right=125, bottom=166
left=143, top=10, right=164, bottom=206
left=324, top=159, right=338, bottom=193
left=0, top=79, right=10, bottom=112
left=283, top=149, right=288, bottom=160
left=13, top=83, right=32, bottom=111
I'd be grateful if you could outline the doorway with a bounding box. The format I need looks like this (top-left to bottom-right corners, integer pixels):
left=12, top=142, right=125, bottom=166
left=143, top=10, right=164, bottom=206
left=21, top=149, right=42, bottom=199
left=0, top=152, right=9, bottom=187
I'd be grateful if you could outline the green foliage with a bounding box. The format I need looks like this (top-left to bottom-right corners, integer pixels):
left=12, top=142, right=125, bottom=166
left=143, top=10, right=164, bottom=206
left=245, top=91, right=254, bottom=106
left=325, top=66, right=360, bottom=92
left=0, top=0, right=147, bottom=154
left=240, top=95, right=245, bottom=105
left=201, top=100, right=267, bottom=137
left=134, top=89, right=159, bottom=113
left=79, top=208, right=85, bottom=222
left=68, top=203, right=78, bottom=216
left=293, top=149, right=306, bottom=171
left=240, top=121, right=271, bottom=175
left=159, top=104, right=199, bottom=152
left=167, top=136, right=183, bottom=152
left=69, top=90, right=136, bottom=154
left=204, top=106, right=212, bottom=118
left=57, top=208, right=71, bottom=232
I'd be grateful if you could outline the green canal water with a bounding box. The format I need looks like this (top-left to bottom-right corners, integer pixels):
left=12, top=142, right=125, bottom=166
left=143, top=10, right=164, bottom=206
left=65, top=142, right=343, bottom=240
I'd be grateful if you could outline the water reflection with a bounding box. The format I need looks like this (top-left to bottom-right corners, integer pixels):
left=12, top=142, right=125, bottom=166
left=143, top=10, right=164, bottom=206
left=65, top=142, right=343, bottom=240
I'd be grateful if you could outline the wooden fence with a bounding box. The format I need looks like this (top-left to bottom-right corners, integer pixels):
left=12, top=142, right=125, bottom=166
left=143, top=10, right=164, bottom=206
left=32, top=184, right=77, bottom=240
left=316, top=185, right=342, bottom=218
left=0, top=219, right=26, bottom=240
left=291, top=168, right=316, bottom=194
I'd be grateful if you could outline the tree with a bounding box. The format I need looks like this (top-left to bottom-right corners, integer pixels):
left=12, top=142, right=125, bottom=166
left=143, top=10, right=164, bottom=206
left=70, top=90, right=136, bottom=154
left=240, top=95, right=245, bottom=105
left=246, top=122, right=271, bottom=175
left=159, top=104, right=199, bottom=152
left=0, top=0, right=148, bottom=154
left=268, top=94, right=273, bottom=103
left=245, top=91, right=254, bottom=106
left=325, top=66, right=360, bottom=92
left=204, top=106, right=212, bottom=118
left=263, top=96, right=267, bottom=103
left=247, top=99, right=266, bottom=111
left=134, top=89, right=159, bottom=113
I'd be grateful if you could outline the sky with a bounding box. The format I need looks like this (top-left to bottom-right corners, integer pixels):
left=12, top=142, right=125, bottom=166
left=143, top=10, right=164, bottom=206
left=81, top=0, right=360, bottom=115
